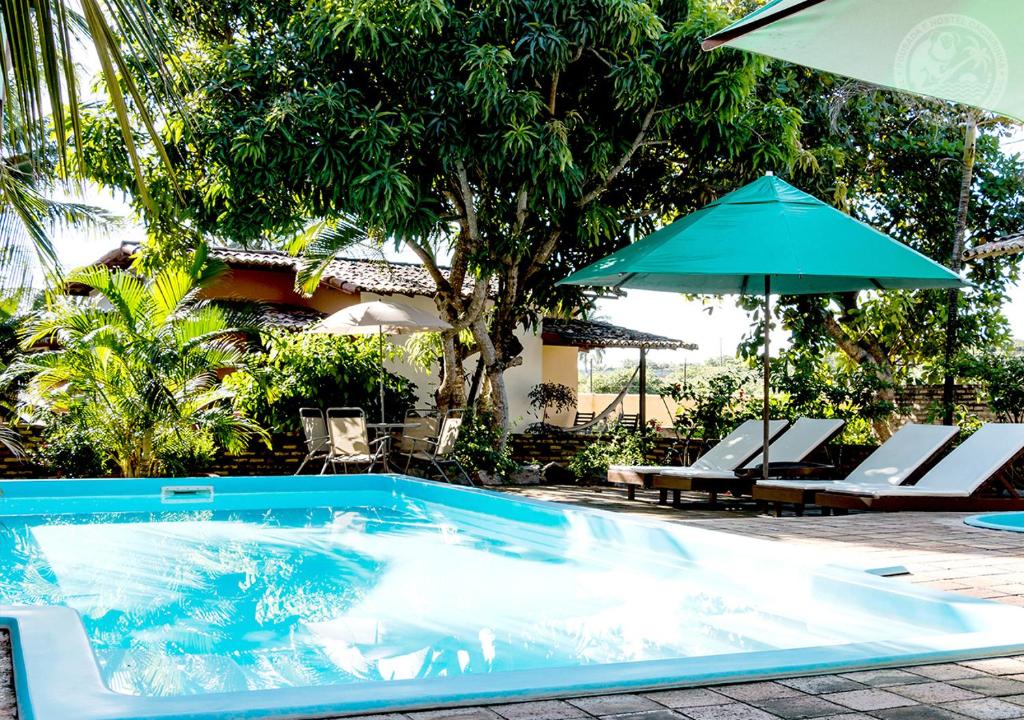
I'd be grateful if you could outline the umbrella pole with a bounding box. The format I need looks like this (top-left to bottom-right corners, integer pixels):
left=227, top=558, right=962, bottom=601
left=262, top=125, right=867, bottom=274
left=762, top=277, right=771, bottom=480
left=379, top=326, right=386, bottom=424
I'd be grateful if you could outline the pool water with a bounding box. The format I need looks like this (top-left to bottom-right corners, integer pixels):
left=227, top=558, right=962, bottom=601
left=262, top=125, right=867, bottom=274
left=965, top=512, right=1024, bottom=532
left=3, top=475, right=1024, bottom=720
left=0, top=499, right=925, bottom=697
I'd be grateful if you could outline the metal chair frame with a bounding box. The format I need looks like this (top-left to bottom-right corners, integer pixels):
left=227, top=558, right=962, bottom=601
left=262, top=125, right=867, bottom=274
left=322, top=407, right=388, bottom=474
left=295, top=407, right=330, bottom=475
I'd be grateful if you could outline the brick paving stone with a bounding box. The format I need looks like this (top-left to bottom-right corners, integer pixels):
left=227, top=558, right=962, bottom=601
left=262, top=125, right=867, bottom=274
left=715, top=683, right=803, bottom=702
left=952, top=678, right=1024, bottom=697
left=888, top=682, right=983, bottom=703
left=749, top=696, right=847, bottom=719
left=962, top=661, right=1024, bottom=677
left=681, top=704, right=779, bottom=720
left=870, top=707, right=972, bottom=719
left=642, top=690, right=732, bottom=709
left=835, top=670, right=928, bottom=688
left=907, top=666, right=988, bottom=682
left=569, top=696, right=662, bottom=715
left=819, top=690, right=916, bottom=712
left=939, top=699, right=1024, bottom=720
left=600, top=710, right=688, bottom=720
left=410, top=710, right=503, bottom=720
left=491, top=701, right=590, bottom=720
left=778, top=677, right=865, bottom=695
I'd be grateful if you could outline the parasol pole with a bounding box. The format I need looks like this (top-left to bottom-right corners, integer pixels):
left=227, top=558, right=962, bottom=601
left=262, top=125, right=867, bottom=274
left=762, top=275, right=771, bottom=480
left=378, top=325, right=386, bottom=423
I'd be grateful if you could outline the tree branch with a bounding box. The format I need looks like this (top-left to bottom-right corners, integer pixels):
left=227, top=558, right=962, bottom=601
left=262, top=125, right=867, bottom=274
left=577, top=105, right=657, bottom=208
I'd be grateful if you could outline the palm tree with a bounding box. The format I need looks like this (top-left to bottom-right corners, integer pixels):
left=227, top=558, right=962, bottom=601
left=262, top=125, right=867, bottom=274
left=0, top=0, right=178, bottom=276
left=7, top=251, right=268, bottom=477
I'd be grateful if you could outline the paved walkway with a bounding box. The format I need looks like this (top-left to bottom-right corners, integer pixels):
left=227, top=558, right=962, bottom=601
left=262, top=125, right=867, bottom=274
left=3, top=486, right=1024, bottom=720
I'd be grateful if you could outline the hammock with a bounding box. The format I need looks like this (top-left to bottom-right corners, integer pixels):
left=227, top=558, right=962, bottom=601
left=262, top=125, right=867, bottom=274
left=565, top=367, right=641, bottom=434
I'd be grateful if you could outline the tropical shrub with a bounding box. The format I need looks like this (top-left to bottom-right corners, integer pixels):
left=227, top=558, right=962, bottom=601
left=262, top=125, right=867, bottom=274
left=961, top=353, right=1024, bottom=424
left=452, top=411, right=519, bottom=479
left=30, top=415, right=109, bottom=478
left=568, top=424, right=660, bottom=482
left=226, top=331, right=417, bottom=432
left=7, top=254, right=268, bottom=477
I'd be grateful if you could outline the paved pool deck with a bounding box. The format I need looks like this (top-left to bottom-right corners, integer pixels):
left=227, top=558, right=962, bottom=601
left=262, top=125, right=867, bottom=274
left=3, top=485, right=1024, bottom=720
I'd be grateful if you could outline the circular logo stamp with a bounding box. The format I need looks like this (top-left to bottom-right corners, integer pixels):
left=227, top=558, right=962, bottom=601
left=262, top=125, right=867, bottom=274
left=894, top=14, right=1007, bottom=110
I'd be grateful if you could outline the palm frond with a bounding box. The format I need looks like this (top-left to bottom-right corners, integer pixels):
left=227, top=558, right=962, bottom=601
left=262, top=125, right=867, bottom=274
left=286, top=216, right=370, bottom=296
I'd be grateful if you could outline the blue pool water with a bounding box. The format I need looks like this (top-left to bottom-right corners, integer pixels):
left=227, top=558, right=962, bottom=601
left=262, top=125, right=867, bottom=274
left=3, top=475, right=1024, bottom=720
left=965, top=512, right=1024, bottom=532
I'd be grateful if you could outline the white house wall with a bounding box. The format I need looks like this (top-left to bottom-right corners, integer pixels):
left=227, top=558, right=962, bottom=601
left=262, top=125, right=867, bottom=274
left=361, top=292, right=542, bottom=431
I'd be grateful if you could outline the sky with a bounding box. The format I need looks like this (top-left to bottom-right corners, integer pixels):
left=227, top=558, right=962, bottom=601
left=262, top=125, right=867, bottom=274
left=49, top=134, right=1024, bottom=369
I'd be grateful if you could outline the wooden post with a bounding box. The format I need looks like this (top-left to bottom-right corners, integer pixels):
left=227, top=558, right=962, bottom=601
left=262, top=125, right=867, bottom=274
left=638, top=347, right=647, bottom=430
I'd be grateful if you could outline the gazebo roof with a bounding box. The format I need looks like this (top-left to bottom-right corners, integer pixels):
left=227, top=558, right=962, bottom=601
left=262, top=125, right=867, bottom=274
left=541, top=317, right=695, bottom=351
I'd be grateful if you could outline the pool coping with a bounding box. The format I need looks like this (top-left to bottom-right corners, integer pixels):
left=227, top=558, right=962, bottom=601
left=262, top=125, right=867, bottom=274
left=964, top=512, right=1024, bottom=532
left=6, top=475, right=1024, bottom=720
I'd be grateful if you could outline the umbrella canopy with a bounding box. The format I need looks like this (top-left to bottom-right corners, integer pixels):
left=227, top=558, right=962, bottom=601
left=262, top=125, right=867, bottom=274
left=315, top=300, right=451, bottom=336
left=560, top=174, right=968, bottom=480
left=703, top=0, right=1023, bottom=121
left=312, top=300, right=451, bottom=422
left=562, top=175, right=967, bottom=295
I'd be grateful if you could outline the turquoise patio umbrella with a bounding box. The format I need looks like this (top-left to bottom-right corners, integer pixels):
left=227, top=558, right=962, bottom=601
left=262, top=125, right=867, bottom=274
left=560, top=174, right=968, bottom=479
left=703, top=0, right=1024, bottom=121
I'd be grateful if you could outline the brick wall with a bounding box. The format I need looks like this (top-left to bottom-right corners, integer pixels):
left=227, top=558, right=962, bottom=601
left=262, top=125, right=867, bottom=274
left=895, top=384, right=994, bottom=423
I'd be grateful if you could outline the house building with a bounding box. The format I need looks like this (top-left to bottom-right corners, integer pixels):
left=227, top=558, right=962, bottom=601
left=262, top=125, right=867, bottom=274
left=79, top=243, right=692, bottom=431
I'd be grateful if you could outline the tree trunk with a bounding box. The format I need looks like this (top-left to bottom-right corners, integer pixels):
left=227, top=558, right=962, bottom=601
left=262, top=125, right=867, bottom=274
left=435, top=330, right=466, bottom=413
left=821, top=311, right=898, bottom=441
left=941, top=112, right=979, bottom=425
left=470, top=316, right=510, bottom=439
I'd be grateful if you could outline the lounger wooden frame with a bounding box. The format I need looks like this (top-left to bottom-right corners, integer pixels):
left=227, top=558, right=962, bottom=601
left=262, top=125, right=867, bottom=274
left=815, top=472, right=1024, bottom=512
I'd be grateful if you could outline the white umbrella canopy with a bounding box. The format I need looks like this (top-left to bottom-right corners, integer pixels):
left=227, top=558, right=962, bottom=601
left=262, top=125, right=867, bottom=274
left=314, top=300, right=452, bottom=335
left=311, top=300, right=451, bottom=422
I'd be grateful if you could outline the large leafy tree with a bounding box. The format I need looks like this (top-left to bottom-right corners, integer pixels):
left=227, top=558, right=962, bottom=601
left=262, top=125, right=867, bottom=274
left=7, top=253, right=268, bottom=477
left=76, top=0, right=809, bottom=436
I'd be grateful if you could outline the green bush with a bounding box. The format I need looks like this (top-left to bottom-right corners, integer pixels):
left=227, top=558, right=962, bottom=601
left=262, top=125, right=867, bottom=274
left=32, top=417, right=109, bottom=478
left=452, top=411, right=519, bottom=479
left=568, top=424, right=659, bottom=482
left=226, top=331, right=418, bottom=432
left=961, top=352, right=1024, bottom=423
left=155, top=429, right=218, bottom=476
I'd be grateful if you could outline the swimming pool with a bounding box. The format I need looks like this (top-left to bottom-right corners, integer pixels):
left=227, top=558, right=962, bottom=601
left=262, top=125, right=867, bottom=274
left=965, top=512, right=1024, bottom=532
left=3, top=474, right=1024, bottom=720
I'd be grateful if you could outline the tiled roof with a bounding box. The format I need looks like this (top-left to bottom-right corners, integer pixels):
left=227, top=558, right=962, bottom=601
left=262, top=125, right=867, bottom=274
left=542, top=318, right=695, bottom=351
left=218, top=301, right=325, bottom=332
left=89, top=242, right=484, bottom=298
left=963, top=233, right=1024, bottom=261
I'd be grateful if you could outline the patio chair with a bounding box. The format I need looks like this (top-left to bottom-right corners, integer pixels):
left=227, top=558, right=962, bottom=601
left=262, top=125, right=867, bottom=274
left=573, top=411, right=596, bottom=427
left=294, top=407, right=330, bottom=475
left=396, top=408, right=439, bottom=470
left=752, top=422, right=961, bottom=515
left=322, top=407, right=388, bottom=474
left=400, top=410, right=474, bottom=486
left=618, top=413, right=640, bottom=431
left=653, top=417, right=847, bottom=507
left=608, top=419, right=788, bottom=501
left=815, top=423, right=1024, bottom=513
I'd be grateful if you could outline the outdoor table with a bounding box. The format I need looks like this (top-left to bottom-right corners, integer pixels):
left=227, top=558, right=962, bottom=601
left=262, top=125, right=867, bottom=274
left=366, top=422, right=421, bottom=472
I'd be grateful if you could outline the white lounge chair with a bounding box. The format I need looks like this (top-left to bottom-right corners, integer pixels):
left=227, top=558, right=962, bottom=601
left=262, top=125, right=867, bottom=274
left=608, top=419, right=788, bottom=501
left=653, top=417, right=846, bottom=506
left=753, top=422, right=960, bottom=515
left=816, top=423, right=1024, bottom=512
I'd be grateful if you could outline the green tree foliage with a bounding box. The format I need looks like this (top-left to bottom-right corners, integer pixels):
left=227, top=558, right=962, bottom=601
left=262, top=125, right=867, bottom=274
left=76, top=0, right=809, bottom=436
left=225, top=332, right=417, bottom=432
left=961, top=353, right=1024, bottom=424
left=6, top=254, right=268, bottom=477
